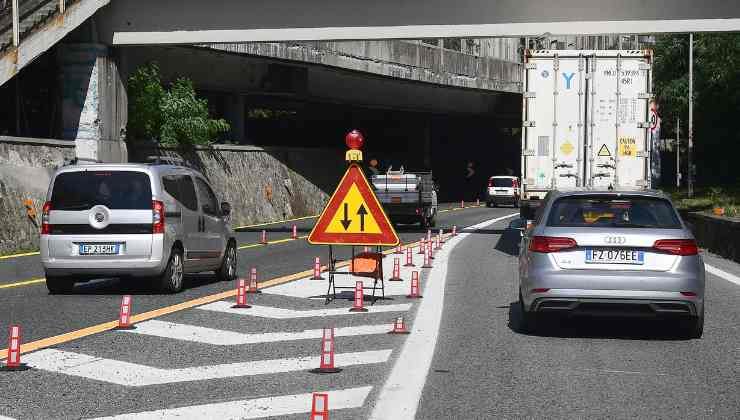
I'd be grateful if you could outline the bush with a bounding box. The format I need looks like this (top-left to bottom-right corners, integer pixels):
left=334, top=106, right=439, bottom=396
left=127, top=63, right=229, bottom=147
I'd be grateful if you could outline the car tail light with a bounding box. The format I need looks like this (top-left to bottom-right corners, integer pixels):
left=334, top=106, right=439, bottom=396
left=653, top=239, right=698, bottom=256
left=415, top=208, right=421, bottom=215
left=531, top=288, right=550, bottom=293
left=488, top=179, right=493, bottom=187
left=41, top=201, right=52, bottom=235
left=680, top=291, right=697, bottom=297
left=529, top=236, right=577, bottom=253
left=152, top=200, right=165, bottom=234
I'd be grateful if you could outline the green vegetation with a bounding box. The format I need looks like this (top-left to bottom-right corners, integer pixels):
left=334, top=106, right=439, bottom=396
left=668, top=186, right=740, bottom=218
left=653, top=33, right=740, bottom=187
left=127, top=63, right=230, bottom=147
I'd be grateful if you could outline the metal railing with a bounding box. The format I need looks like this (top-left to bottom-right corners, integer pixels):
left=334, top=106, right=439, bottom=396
left=1, top=0, right=75, bottom=49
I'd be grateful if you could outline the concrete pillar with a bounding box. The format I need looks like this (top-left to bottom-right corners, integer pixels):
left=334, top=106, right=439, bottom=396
left=58, top=43, right=128, bottom=162
left=225, top=93, right=246, bottom=143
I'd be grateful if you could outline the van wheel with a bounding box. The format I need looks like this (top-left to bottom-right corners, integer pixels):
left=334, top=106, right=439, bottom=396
left=216, top=242, right=237, bottom=282
left=158, top=248, right=184, bottom=293
left=46, top=276, right=74, bottom=294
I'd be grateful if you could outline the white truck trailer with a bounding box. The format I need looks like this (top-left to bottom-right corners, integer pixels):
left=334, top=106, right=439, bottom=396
left=519, top=50, right=654, bottom=219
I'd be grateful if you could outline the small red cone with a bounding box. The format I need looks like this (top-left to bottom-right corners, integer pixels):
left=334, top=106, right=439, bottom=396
left=115, top=295, right=136, bottom=330
left=388, top=316, right=411, bottom=334
left=452, top=225, right=457, bottom=237
left=260, top=230, right=268, bottom=244
left=232, top=279, right=251, bottom=308
left=407, top=271, right=423, bottom=298
left=247, top=267, right=262, bottom=294
left=311, top=257, right=325, bottom=280
left=310, top=393, right=329, bottom=419
left=417, top=238, right=426, bottom=255
left=363, top=246, right=370, bottom=253
left=394, top=243, right=404, bottom=255
left=310, top=328, right=342, bottom=374
left=461, top=200, right=465, bottom=208
left=434, top=235, right=442, bottom=251
left=422, top=247, right=432, bottom=268
left=438, top=229, right=445, bottom=244
left=349, top=281, right=368, bottom=312
left=476, top=198, right=480, bottom=206
left=404, top=246, right=415, bottom=267
left=291, top=225, right=298, bottom=240
left=1, top=325, right=29, bottom=371
left=428, top=239, right=435, bottom=260
left=426, top=229, right=432, bottom=243
left=389, top=257, right=403, bottom=282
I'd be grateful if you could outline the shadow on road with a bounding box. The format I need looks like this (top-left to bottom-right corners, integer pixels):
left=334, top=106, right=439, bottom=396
left=59, top=274, right=223, bottom=296
left=506, top=301, right=692, bottom=341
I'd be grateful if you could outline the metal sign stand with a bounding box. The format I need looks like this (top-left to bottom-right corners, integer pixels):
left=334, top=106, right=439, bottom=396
left=325, top=245, right=385, bottom=305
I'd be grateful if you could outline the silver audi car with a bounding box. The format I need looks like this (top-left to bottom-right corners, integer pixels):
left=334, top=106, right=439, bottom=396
left=40, top=162, right=238, bottom=294
left=518, top=189, right=705, bottom=338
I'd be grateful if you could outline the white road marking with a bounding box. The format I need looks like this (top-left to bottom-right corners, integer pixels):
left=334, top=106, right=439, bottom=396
left=122, top=320, right=393, bottom=345
left=370, top=213, right=519, bottom=420
left=197, top=302, right=412, bottom=318
left=705, top=264, right=740, bottom=286
left=23, top=348, right=392, bottom=387
left=90, top=386, right=372, bottom=420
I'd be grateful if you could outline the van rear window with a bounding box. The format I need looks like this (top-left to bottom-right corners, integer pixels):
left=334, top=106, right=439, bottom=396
left=491, top=178, right=514, bottom=187
left=51, top=171, right=152, bottom=210
left=546, top=195, right=681, bottom=229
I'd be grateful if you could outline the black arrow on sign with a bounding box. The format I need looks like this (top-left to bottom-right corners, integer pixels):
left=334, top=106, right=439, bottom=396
left=341, top=203, right=352, bottom=230
left=357, top=204, right=368, bottom=231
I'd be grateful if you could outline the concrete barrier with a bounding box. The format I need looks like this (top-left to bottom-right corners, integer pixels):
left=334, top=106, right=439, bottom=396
left=682, top=211, right=740, bottom=264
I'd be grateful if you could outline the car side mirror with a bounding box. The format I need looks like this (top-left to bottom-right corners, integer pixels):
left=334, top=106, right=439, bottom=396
left=220, top=202, right=231, bottom=216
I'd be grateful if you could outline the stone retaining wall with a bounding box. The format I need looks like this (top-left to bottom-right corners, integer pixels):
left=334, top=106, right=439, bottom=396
left=682, top=211, right=740, bottom=264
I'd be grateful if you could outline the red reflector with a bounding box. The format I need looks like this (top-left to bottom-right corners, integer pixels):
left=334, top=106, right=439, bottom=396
left=41, top=201, right=52, bottom=235
left=653, top=239, right=698, bottom=256
left=529, top=236, right=577, bottom=253
left=531, top=288, right=550, bottom=293
left=152, top=200, right=165, bottom=234
left=680, top=291, right=697, bottom=297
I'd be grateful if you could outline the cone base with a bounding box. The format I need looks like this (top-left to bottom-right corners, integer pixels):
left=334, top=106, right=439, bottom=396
left=403, top=264, right=415, bottom=267
left=406, top=295, right=423, bottom=299
left=114, top=324, right=136, bottom=330
left=246, top=290, right=262, bottom=294
left=388, top=330, right=411, bottom=335
left=309, top=367, right=343, bottom=374
left=0, top=363, right=30, bottom=371
left=231, top=304, right=252, bottom=309
left=388, top=277, right=403, bottom=282
left=394, top=251, right=404, bottom=255
left=349, top=307, right=369, bottom=312
left=311, top=276, right=325, bottom=280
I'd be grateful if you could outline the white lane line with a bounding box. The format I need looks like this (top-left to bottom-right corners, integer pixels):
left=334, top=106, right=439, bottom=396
left=90, top=386, right=372, bottom=420
left=370, top=212, right=519, bottom=420
left=705, top=264, right=740, bottom=286
left=197, top=302, right=412, bottom=318
left=23, top=349, right=392, bottom=387
left=122, top=320, right=393, bottom=345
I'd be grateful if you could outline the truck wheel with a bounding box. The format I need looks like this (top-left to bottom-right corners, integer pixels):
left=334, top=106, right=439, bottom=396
left=46, top=276, right=75, bottom=294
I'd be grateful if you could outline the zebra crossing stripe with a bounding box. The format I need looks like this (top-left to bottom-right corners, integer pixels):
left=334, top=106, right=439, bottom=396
left=121, top=320, right=393, bottom=345
left=90, top=386, right=372, bottom=419
left=196, top=302, right=412, bottom=318
left=22, top=349, right=391, bottom=387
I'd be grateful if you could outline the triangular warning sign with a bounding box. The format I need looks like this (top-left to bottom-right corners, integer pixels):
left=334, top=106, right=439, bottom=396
left=308, top=163, right=399, bottom=246
left=597, top=144, right=612, bottom=157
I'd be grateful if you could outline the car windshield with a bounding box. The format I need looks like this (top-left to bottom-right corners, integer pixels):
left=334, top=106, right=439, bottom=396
left=546, top=195, right=682, bottom=228
left=491, top=178, right=513, bottom=187
left=51, top=171, right=152, bottom=210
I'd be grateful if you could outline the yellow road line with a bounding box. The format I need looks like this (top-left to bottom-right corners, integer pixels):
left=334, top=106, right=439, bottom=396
left=0, top=278, right=46, bottom=289
left=0, top=251, right=40, bottom=260
left=237, top=235, right=308, bottom=250
left=234, top=214, right=318, bottom=230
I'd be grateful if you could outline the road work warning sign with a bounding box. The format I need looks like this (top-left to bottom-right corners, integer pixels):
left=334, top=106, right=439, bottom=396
left=308, top=163, right=399, bottom=246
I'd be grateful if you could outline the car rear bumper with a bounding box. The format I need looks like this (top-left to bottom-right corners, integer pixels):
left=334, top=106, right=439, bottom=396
left=487, top=194, right=517, bottom=204
left=528, top=292, right=701, bottom=317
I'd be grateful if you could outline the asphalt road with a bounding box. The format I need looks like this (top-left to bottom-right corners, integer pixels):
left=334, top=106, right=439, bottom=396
left=416, top=223, right=740, bottom=419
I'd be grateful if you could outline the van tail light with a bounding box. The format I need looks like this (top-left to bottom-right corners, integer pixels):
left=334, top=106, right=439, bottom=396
left=529, top=236, right=577, bottom=253
left=41, top=201, right=52, bottom=235
left=152, top=200, right=165, bottom=234
left=488, top=179, right=493, bottom=187
left=653, top=239, right=698, bottom=256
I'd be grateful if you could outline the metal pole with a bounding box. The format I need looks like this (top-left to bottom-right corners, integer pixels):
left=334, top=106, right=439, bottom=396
left=688, top=33, right=694, bottom=197
left=676, top=117, right=680, bottom=188
left=11, top=0, right=19, bottom=47
left=59, top=0, right=65, bottom=14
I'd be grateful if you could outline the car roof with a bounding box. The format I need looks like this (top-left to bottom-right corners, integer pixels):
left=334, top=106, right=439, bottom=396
left=55, top=163, right=198, bottom=177
left=489, top=175, right=518, bottom=179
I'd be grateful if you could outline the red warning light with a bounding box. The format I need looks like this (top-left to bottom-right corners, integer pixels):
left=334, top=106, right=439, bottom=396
left=345, top=130, right=364, bottom=150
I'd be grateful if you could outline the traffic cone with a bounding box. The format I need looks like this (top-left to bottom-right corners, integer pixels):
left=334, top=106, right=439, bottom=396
left=310, top=328, right=342, bottom=374
left=407, top=272, right=422, bottom=298
left=404, top=246, right=415, bottom=267
left=247, top=267, right=262, bottom=293
left=452, top=225, right=457, bottom=237
left=438, top=229, right=445, bottom=244
left=349, top=281, right=368, bottom=312
left=422, top=248, right=432, bottom=268
left=476, top=198, right=480, bottom=206
left=291, top=224, right=298, bottom=240
left=310, top=393, right=330, bottom=419
left=418, top=238, right=426, bottom=255
left=311, top=257, right=325, bottom=280
left=1, top=325, right=29, bottom=371
left=389, top=257, right=403, bottom=282
left=428, top=239, right=435, bottom=260
left=232, top=278, right=251, bottom=308
left=461, top=200, right=464, bottom=208
left=394, top=243, right=404, bottom=255
left=363, top=246, right=370, bottom=253
left=260, top=230, right=268, bottom=244
left=426, top=229, right=432, bottom=243
left=115, top=295, right=136, bottom=330
left=388, top=316, right=410, bottom=334
left=434, top=235, right=442, bottom=251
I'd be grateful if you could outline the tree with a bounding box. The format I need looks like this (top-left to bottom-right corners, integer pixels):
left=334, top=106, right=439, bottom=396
left=126, top=63, right=230, bottom=147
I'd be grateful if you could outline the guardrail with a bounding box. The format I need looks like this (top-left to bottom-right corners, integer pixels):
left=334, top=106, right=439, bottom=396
left=682, top=211, right=740, bottom=264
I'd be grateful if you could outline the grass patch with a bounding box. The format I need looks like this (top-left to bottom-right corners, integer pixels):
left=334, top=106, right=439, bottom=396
left=664, top=186, right=740, bottom=217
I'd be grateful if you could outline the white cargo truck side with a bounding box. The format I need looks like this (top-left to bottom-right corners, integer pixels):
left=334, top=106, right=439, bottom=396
left=520, top=50, right=653, bottom=219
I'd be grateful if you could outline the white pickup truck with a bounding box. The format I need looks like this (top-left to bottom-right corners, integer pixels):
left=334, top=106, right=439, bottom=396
left=371, top=168, right=438, bottom=227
